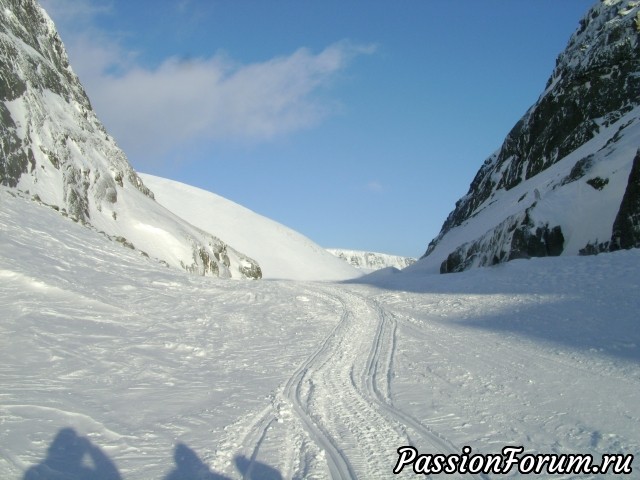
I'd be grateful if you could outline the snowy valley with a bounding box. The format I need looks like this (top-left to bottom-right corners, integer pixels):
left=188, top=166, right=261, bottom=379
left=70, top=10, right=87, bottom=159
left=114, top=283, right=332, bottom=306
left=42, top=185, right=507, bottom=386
left=2, top=0, right=640, bottom=478
left=2, top=184, right=639, bottom=478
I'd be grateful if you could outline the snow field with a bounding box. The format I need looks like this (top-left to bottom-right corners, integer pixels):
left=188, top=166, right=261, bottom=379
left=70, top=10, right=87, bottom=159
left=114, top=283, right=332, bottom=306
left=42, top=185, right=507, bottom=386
left=0, top=189, right=343, bottom=478
left=1, top=187, right=639, bottom=479
left=367, top=257, right=640, bottom=477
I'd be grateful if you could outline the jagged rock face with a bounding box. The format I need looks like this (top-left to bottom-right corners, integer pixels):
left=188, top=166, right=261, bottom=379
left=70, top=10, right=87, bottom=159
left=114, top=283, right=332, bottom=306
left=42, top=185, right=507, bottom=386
left=1, top=0, right=88, bottom=105
left=0, top=0, right=261, bottom=279
left=0, top=0, right=149, bottom=212
left=419, top=0, right=640, bottom=274
left=439, top=208, right=565, bottom=274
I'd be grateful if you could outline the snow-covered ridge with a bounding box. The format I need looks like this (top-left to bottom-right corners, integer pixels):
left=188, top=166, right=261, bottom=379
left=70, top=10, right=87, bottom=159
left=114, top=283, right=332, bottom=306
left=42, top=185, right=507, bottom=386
left=326, top=248, right=416, bottom=272
left=140, top=174, right=362, bottom=281
left=0, top=0, right=260, bottom=278
left=415, top=0, right=640, bottom=274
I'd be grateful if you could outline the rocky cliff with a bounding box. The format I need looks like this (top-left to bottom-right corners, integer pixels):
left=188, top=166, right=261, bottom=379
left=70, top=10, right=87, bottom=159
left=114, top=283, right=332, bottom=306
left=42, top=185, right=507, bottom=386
left=0, top=0, right=261, bottom=278
left=416, top=0, right=640, bottom=274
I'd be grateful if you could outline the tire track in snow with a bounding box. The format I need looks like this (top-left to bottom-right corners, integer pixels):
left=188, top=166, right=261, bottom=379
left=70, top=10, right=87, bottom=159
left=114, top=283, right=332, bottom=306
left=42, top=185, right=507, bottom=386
left=295, top=286, right=428, bottom=478
left=284, top=286, right=486, bottom=478
left=346, top=291, right=487, bottom=480
left=216, top=286, right=487, bottom=479
left=211, top=288, right=355, bottom=479
left=218, top=289, right=362, bottom=479
left=280, top=302, right=358, bottom=480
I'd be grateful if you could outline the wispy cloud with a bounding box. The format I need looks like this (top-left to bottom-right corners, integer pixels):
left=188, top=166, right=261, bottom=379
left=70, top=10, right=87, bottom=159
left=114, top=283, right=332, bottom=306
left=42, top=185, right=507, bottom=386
left=365, top=181, right=385, bottom=193
left=40, top=0, right=375, bottom=163
left=90, top=43, right=373, bottom=157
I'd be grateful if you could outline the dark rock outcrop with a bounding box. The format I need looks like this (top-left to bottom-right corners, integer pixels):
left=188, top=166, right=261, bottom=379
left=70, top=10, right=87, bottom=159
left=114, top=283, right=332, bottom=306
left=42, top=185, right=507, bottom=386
left=440, top=206, right=564, bottom=274
left=611, top=149, right=640, bottom=250
left=419, top=0, right=640, bottom=273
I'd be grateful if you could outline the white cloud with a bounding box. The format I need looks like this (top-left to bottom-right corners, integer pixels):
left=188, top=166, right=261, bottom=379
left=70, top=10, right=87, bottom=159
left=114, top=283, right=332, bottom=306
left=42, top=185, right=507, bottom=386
left=40, top=0, right=375, bottom=162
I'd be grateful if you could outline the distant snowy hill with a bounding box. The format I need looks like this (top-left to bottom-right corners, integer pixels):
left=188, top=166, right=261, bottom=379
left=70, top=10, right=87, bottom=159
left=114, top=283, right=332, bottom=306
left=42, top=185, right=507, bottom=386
left=140, top=174, right=362, bottom=281
left=326, top=249, right=415, bottom=272
left=0, top=0, right=260, bottom=278
left=414, top=0, right=640, bottom=274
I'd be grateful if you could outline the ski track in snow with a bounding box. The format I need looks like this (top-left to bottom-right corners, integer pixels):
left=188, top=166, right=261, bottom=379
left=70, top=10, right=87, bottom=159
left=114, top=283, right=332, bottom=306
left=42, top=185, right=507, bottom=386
left=2, top=190, right=640, bottom=479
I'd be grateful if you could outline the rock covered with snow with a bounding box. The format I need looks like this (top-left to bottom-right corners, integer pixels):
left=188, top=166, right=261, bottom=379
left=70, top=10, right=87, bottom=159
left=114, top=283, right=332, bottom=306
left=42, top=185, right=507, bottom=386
left=140, top=174, right=362, bottom=281
left=414, top=0, right=640, bottom=274
left=326, top=248, right=416, bottom=272
left=0, top=0, right=261, bottom=278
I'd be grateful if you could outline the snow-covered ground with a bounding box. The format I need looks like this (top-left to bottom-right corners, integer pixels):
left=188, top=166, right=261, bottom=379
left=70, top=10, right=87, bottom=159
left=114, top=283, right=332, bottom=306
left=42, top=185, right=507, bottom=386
left=1, top=187, right=639, bottom=479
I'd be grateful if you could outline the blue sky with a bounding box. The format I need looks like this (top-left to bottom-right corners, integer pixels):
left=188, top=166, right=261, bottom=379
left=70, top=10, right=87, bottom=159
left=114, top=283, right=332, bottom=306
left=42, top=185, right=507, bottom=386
left=42, top=0, right=595, bottom=257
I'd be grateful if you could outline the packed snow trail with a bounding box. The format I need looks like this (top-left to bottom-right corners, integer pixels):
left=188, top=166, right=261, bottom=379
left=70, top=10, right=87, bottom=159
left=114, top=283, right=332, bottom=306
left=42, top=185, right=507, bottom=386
left=213, top=286, right=484, bottom=479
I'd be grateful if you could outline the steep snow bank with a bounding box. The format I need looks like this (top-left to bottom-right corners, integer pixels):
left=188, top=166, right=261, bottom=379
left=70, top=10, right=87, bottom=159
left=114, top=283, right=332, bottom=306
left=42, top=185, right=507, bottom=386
left=140, top=174, right=361, bottom=281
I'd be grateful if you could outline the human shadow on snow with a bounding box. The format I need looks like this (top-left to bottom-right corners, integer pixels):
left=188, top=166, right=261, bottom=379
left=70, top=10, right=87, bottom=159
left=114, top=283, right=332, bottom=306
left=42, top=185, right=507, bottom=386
left=163, top=443, right=230, bottom=480
left=23, top=428, right=121, bottom=480
left=163, top=444, right=283, bottom=480
left=164, top=443, right=282, bottom=480
left=24, top=428, right=283, bottom=480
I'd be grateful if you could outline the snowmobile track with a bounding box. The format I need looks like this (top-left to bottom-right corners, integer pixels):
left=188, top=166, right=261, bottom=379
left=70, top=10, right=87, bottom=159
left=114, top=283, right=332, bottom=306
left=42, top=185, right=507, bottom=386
left=216, top=285, right=489, bottom=479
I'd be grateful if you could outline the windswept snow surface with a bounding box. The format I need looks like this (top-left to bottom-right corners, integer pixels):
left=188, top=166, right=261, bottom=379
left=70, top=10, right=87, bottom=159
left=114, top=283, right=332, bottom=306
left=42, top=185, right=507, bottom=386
left=139, top=174, right=361, bottom=281
left=1, top=187, right=639, bottom=479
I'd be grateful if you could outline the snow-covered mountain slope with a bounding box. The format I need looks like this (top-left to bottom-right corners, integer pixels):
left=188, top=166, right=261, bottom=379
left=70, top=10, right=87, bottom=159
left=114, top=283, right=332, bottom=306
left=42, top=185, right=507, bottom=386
left=0, top=0, right=260, bottom=278
left=326, top=248, right=416, bottom=272
left=414, top=0, right=640, bottom=274
left=2, top=185, right=639, bottom=479
left=140, top=174, right=361, bottom=281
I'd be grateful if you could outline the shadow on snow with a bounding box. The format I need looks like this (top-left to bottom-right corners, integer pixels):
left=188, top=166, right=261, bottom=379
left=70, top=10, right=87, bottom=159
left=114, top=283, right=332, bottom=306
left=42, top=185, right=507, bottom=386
left=24, top=427, right=282, bottom=480
left=344, top=254, right=640, bottom=364
left=23, top=428, right=121, bottom=480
